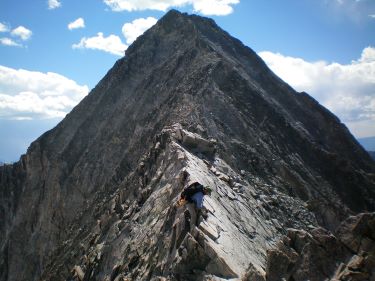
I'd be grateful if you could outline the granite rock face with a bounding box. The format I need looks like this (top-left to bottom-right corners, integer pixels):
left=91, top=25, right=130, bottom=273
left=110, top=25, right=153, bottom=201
left=1, top=10, right=375, bottom=281
left=265, top=212, right=375, bottom=281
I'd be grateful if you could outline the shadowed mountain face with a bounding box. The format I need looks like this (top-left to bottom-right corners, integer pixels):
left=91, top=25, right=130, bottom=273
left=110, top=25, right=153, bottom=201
left=1, top=10, right=374, bottom=281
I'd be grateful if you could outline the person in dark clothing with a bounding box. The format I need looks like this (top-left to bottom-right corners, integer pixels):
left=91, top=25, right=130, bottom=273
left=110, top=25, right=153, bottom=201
left=179, top=182, right=212, bottom=209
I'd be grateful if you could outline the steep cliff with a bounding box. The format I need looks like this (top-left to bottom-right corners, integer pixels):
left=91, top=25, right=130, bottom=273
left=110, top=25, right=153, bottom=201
left=1, top=10, right=374, bottom=281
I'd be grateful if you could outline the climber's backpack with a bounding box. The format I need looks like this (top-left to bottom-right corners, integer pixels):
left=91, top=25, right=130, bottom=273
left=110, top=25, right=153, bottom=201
left=181, top=182, right=204, bottom=202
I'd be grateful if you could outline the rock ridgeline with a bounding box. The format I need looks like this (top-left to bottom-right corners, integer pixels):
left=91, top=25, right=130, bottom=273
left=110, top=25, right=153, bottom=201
left=1, top=10, right=375, bottom=281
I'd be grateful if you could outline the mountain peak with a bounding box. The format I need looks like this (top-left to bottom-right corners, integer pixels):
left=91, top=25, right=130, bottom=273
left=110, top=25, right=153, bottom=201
left=123, top=9, right=267, bottom=93
left=126, top=9, right=231, bottom=54
left=158, top=8, right=216, bottom=28
left=161, top=8, right=185, bottom=19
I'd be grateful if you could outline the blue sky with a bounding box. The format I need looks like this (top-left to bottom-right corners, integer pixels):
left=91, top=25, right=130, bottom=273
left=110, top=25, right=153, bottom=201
left=1, top=0, right=375, bottom=162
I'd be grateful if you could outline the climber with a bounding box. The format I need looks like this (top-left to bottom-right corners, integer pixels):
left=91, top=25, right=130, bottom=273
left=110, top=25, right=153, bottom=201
left=178, top=181, right=212, bottom=210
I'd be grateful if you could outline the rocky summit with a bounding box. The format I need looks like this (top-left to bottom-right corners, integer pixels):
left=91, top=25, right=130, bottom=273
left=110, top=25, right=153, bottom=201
left=1, top=10, right=375, bottom=281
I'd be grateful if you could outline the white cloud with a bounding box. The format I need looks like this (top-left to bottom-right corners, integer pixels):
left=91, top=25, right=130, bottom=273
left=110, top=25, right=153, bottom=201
left=192, top=0, right=239, bottom=15
left=103, top=0, right=239, bottom=16
left=72, top=32, right=127, bottom=56
left=104, top=0, right=186, bottom=12
left=358, top=46, right=375, bottom=63
left=68, top=18, right=85, bottom=30
left=259, top=47, right=375, bottom=138
left=326, top=0, right=375, bottom=22
left=0, top=65, right=88, bottom=119
left=0, top=23, right=9, bottom=33
left=73, top=17, right=156, bottom=56
left=369, top=14, right=375, bottom=18
left=48, top=0, right=61, bottom=9
left=0, top=37, right=22, bottom=47
left=122, top=17, right=157, bottom=45
left=11, top=26, right=32, bottom=41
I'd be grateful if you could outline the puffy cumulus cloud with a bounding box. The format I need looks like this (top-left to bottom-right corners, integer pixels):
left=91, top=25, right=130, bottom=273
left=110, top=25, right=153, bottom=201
left=192, top=0, right=239, bottom=15
left=259, top=47, right=375, bottom=138
left=0, top=23, right=9, bottom=33
left=359, top=46, right=375, bottom=63
left=0, top=37, right=22, bottom=47
left=68, top=18, right=85, bottom=30
left=103, top=0, right=239, bottom=16
left=48, top=0, right=61, bottom=9
left=122, top=17, right=157, bottom=45
left=0, top=65, right=88, bottom=120
left=73, top=17, right=156, bottom=56
left=72, top=32, right=127, bottom=56
left=0, top=24, right=31, bottom=47
left=104, top=0, right=189, bottom=12
left=11, top=26, right=32, bottom=41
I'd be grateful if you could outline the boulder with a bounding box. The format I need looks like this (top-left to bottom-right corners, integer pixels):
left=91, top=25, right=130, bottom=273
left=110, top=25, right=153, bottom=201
left=265, top=213, right=375, bottom=281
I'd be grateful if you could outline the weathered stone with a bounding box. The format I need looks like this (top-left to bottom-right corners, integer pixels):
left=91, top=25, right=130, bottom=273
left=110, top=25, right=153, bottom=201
left=266, top=213, right=375, bottom=281
left=336, top=213, right=375, bottom=253
left=338, top=269, right=370, bottom=281
left=242, top=263, right=266, bottom=281
left=71, top=265, right=85, bottom=281
left=173, top=234, right=211, bottom=279
left=180, top=130, right=216, bottom=157
left=347, top=255, right=364, bottom=271
left=198, top=221, right=219, bottom=241
left=266, top=249, right=296, bottom=281
left=205, top=256, right=239, bottom=279
left=218, top=173, right=230, bottom=183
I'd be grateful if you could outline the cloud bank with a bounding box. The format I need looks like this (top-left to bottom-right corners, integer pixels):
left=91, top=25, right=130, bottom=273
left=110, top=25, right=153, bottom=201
left=68, top=18, right=85, bottom=30
left=103, top=0, right=239, bottom=16
left=259, top=47, right=375, bottom=138
left=0, top=65, right=88, bottom=120
left=73, top=17, right=157, bottom=56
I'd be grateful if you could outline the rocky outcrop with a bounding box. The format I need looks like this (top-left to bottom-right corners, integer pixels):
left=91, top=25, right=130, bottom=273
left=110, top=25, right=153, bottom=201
left=1, top=9, right=375, bottom=281
left=264, top=212, right=375, bottom=281
left=39, top=124, right=313, bottom=280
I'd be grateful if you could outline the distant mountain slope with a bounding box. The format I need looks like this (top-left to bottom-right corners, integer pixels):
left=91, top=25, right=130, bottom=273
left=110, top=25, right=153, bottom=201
left=0, top=119, right=60, bottom=163
left=1, top=10, right=374, bottom=281
left=358, top=136, right=375, bottom=151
